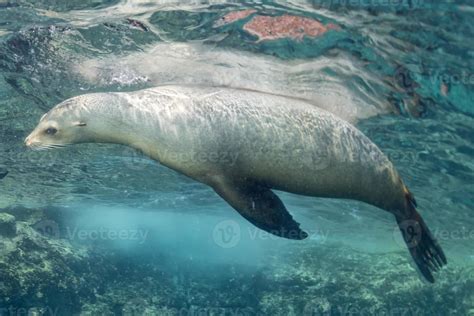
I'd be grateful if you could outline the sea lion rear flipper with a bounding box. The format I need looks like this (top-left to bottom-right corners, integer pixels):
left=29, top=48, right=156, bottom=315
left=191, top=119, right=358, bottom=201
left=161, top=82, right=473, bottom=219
left=211, top=179, right=308, bottom=240
left=396, top=190, right=447, bottom=283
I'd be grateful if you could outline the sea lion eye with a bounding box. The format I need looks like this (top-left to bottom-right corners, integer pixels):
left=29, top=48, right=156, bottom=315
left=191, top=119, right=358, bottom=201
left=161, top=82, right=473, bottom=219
left=45, top=127, right=57, bottom=135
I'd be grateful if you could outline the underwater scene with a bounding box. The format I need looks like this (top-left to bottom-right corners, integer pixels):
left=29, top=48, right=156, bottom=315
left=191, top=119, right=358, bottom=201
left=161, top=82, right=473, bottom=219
left=0, top=0, right=473, bottom=315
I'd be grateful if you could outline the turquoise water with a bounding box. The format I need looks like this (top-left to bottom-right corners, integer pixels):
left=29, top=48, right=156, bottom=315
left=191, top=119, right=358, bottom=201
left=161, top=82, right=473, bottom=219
left=0, top=1, right=473, bottom=315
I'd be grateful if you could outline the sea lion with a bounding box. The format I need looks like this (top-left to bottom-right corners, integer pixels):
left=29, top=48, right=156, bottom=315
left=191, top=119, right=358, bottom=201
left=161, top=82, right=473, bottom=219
left=25, top=85, right=446, bottom=282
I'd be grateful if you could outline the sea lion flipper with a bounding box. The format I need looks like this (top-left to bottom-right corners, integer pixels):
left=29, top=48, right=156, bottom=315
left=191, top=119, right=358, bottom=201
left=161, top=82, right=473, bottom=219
left=396, top=192, right=447, bottom=283
left=212, top=179, right=308, bottom=240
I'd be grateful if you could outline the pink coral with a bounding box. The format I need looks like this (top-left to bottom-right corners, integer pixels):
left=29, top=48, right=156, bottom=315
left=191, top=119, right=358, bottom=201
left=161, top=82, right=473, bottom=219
left=243, top=14, right=339, bottom=42
left=214, top=9, right=257, bottom=27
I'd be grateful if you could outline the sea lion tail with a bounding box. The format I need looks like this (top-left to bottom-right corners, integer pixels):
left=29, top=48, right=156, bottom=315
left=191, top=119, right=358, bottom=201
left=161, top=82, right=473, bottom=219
left=395, top=188, right=447, bottom=283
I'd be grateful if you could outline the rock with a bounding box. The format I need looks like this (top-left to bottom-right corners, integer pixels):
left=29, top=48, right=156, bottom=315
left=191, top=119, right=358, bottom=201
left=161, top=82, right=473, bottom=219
left=242, top=14, right=339, bottom=42
left=0, top=207, right=111, bottom=314
left=0, top=206, right=472, bottom=315
left=0, top=213, right=16, bottom=236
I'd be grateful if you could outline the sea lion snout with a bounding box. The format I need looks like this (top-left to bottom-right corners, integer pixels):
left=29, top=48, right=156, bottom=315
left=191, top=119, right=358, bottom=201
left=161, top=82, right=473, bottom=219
left=24, top=135, right=33, bottom=147
left=24, top=131, right=42, bottom=149
left=24, top=130, right=41, bottom=148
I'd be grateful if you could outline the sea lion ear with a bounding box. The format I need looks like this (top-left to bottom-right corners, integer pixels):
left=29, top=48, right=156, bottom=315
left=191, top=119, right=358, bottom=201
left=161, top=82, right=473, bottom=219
left=74, top=121, right=87, bottom=127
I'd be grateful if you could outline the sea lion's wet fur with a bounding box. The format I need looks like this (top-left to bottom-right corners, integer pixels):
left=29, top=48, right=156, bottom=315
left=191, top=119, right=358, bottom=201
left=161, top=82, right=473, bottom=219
left=25, top=85, right=446, bottom=282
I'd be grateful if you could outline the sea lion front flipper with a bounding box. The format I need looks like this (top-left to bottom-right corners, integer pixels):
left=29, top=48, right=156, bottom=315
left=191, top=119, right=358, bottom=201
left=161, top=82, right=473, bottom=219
left=211, top=178, right=308, bottom=240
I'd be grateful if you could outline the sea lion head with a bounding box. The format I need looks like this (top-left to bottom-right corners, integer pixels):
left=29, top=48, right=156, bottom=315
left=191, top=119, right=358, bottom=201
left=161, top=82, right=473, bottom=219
left=24, top=95, right=106, bottom=150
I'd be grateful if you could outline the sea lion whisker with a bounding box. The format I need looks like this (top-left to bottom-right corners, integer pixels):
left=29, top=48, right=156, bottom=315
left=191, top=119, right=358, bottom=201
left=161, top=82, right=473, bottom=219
left=28, top=143, right=44, bottom=151
left=29, top=144, right=64, bottom=151
left=49, top=143, right=69, bottom=149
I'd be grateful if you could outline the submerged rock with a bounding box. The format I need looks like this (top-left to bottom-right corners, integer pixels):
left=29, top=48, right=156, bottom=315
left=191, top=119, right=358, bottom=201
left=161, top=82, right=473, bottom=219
left=0, top=213, right=16, bottom=236
left=243, top=14, right=339, bottom=42
left=0, top=206, right=472, bottom=315
left=0, top=207, right=109, bottom=314
left=213, top=10, right=339, bottom=42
